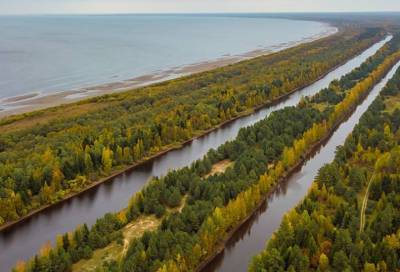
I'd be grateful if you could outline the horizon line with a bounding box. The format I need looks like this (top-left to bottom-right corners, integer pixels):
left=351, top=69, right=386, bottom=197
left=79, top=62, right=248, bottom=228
left=2, top=11, right=400, bottom=16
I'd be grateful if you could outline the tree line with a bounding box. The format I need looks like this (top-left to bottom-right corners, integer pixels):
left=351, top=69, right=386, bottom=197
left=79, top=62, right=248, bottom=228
left=12, top=31, right=400, bottom=272
left=0, top=28, right=384, bottom=226
left=156, top=38, right=400, bottom=272
left=249, top=48, right=400, bottom=272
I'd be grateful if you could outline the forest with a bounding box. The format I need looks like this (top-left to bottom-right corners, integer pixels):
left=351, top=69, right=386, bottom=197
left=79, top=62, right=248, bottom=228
left=0, top=27, right=384, bottom=226
left=249, top=47, right=400, bottom=272
left=12, top=32, right=400, bottom=272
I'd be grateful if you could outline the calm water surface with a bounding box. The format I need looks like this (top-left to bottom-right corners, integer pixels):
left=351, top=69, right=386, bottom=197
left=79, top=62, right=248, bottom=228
left=0, top=37, right=390, bottom=271
left=0, top=14, right=331, bottom=100
left=202, top=47, right=400, bottom=272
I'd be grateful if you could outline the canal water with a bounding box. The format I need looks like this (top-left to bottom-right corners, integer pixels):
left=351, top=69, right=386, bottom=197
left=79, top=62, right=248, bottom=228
left=0, top=37, right=391, bottom=271
left=202, top=56, right=400, bottom=272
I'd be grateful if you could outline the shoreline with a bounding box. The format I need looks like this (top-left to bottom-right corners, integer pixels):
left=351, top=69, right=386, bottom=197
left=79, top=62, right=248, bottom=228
left=0, top=25, right=337, bottom=119
left=0, top=43, right=367, bottom=233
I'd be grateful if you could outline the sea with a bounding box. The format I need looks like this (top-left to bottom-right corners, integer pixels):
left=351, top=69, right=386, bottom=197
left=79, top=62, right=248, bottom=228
left=0, top=14, right=334, bottom=107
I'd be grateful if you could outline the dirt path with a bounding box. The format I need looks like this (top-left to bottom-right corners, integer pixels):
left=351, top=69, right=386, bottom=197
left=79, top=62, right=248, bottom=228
left=204, top=160, right=233, bottom=178
left=360, top=173, right=375, bottom=232
left=122, top=237, right=130, bottom=256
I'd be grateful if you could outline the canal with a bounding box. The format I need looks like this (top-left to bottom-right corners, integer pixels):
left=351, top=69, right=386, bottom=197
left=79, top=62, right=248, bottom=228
left=202, top=54, right=400, bottom=272
left=0, top=36, right=391, bottom=271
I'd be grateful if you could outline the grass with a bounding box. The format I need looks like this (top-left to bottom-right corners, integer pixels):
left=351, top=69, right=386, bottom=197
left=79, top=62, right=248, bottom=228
left=0, top=101, right=111, bottom=134
left=72, top=195, right=188, bottom=271
left=204, top=159, right=234, bottom=179
left=72, top=215, right=160, bottom=272
left=384, top=92, right=400, bottom=113
left=313, top=102, right=330, bottom=112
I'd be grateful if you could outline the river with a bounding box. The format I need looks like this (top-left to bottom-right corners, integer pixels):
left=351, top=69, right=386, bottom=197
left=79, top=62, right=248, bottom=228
left=202, top=49, right=400, bottom=272
left=0, top=37, right=391, bottom=271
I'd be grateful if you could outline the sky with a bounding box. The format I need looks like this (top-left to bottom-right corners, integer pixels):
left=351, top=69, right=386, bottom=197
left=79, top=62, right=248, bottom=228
left=1, top=0, right=400, bottom=15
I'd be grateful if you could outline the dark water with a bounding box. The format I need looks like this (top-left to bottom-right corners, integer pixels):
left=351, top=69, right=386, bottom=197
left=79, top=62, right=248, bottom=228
left=202, top=55, right=400, bottom=272
left=0, top=37, right=390, bottom=271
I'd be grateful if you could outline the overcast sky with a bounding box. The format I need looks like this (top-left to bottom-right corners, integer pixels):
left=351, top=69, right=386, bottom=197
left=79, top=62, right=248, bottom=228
left=1, top=0, right=400, bottom=15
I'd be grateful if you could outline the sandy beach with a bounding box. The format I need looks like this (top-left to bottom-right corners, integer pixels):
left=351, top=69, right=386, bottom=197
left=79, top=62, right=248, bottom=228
left=0, top=26, right=337, bottom=119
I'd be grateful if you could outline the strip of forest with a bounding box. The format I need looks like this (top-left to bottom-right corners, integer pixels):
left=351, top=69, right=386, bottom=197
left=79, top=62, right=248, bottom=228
left=249, top=54, right=400, bottom=272
left=0, top=27, right=384, bottom=227
left=12, top=32, right=400, bottom=272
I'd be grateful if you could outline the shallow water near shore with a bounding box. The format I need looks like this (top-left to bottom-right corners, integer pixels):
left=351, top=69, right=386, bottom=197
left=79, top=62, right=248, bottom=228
left=0, top=14, right=334, bottom=115
left=0, top=35, right=390, bottom=271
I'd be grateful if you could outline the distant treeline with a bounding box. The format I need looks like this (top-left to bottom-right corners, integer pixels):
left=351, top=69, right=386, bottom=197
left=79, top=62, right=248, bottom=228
left=0, top=27, right=383, bottom=226
left=13, top=31, right=400, bottom=272
left=250, top=46, right=400, bottom=272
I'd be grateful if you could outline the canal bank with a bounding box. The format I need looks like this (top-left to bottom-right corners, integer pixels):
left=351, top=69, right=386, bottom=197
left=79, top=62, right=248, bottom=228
left=0, top=37, right=391, bottom=272
left=201, top=59, right=400, bottom=272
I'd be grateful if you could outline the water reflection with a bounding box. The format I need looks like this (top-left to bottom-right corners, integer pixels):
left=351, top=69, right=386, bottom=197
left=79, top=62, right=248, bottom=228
left=0, top=37, right=391, bottom=271
left=203, top=59, right=400, bottom=272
